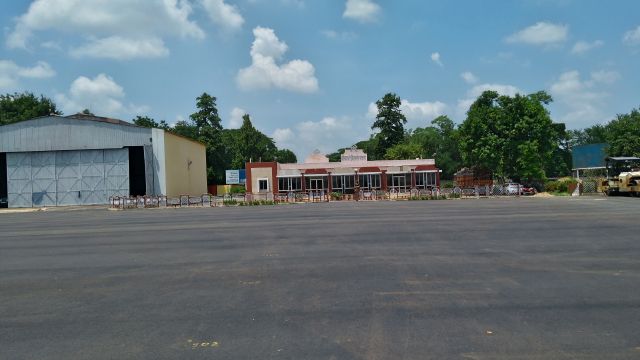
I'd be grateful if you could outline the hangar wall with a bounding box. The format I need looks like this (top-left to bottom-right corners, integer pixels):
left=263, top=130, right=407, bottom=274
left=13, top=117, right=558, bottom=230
left=162, top=132, right=207, bottom=196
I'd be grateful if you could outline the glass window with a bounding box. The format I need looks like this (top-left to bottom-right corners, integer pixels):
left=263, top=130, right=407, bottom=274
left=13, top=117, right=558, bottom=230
left=359, top=174, right=381, bottom=189
left=345, top=175, right=354, bottom=189
left=416, top=172, right=437, bottom=187
left=258, top=179, right=269, bottom=191
left=332, top=175, right=342, bottom=190
left=278, top=177, right=302, bottom=192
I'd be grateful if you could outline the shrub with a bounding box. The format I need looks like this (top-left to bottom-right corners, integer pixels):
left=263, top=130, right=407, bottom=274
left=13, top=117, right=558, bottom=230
left=544, top=178, right=577, bottom=193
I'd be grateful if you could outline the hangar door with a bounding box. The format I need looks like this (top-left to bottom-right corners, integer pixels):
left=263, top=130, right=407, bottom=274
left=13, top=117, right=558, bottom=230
left=6, top=149, right=130, bottom=207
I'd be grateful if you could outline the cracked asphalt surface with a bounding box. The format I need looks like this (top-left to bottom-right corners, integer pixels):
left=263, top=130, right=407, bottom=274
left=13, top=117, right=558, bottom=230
left=1, top=197, right=640, bottom=359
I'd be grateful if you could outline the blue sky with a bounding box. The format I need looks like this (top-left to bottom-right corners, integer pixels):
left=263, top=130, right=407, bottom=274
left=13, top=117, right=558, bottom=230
left=1, top=0, right=639, bottom=158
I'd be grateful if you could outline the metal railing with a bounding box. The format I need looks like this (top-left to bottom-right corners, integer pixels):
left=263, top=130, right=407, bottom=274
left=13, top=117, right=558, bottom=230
left=108, top=184, right=535, bottom=209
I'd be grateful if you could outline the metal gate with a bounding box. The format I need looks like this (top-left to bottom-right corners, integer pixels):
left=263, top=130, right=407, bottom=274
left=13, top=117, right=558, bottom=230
left=6, top=149, right=129, bottom=207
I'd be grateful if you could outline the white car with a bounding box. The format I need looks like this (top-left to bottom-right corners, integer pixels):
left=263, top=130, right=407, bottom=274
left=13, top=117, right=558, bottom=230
left=505, top=183, right=522, bottom=195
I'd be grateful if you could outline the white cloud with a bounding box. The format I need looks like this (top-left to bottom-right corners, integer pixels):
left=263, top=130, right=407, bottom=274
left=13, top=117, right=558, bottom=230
left=55, top=74, right=148, bottom=117
left=0, top=60, right=55, bottom=90
left=228, top=107, right=246, bottom=128
left=431, top=52, right=443, bottom=66
left=506, top=22, right=568, bottom=45
left=460, top=71, right=478, bottom=84
left=321, top=30, right=358, bottom=41
left=590, top=70, right=620, bottom=84
left=201, top=0, right=244, bottom=32
left=550, top=70, right=620, bottom=126
left=273, top=116, right=367, bottom=158
left=237, top=26, right=319, bottom=93
left=6, top=0, right=204, bottom=60
left=343, top=0, right=381, bottom=23
left=571, top=40, right=604, bottom=54
left=272, top=128, right=295, bottom=144
left=623, top=25, right=640, bottom=46
left=70, top=36, right=170, bottom=60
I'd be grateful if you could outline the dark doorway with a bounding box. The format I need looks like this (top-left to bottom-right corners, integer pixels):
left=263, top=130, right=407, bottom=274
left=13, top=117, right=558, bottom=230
left=128, top=147, right=146, bottom=196
left=0, top=153, right=7, bottom=208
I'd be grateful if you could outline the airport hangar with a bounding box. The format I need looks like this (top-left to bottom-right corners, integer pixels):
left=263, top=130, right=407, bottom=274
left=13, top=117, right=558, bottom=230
left=0, top=114, right=207, bottom=208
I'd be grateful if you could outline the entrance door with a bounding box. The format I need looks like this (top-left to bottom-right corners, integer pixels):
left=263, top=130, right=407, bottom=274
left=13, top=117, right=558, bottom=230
left=0, top=153, right=7, bottom=208
left=128, top=146, right=146, bottom=196
left=310, top=178, right=324, bottom=192
left=392, top=175, right=407, bottom=192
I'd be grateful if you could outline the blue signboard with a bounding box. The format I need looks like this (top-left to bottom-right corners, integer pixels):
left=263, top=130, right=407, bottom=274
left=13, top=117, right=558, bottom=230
left=225, top=169, right=246, bottom=184
left=572, top=143, right=607, bottom=169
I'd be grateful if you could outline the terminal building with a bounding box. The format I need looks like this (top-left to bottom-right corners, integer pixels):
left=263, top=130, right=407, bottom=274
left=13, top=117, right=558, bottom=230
left=246, top=148, right=440, bottom=195
left=0, top=114, right=207, bottom=208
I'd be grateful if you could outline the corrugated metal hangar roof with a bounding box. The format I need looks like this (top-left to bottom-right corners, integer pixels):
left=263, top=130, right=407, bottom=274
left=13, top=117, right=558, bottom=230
left=0, top=115, right=152, bottom=153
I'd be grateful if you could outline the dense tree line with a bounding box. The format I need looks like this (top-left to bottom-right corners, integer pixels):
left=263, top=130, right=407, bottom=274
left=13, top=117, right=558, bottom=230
left=569, top=108, right=640, bottom=157
left=2, top=90, right=639, bottom=184
left=330, top=91, right=572, bottom=182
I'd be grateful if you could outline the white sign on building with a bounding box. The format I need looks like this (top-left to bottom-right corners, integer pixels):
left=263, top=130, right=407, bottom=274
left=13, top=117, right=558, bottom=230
left=225, top=170, right=240, bottom=184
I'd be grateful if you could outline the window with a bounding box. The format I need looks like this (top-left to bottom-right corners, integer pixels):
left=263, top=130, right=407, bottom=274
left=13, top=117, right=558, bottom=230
left=258, top=179, right=269, bottom=192
left=416, top=172, right=437, bottom=188
left=358, top=174, right=380, bottom=190
left=305, top=176, right=326, bottom=191
left=332, top=175, right=342, bottom=190
left=278, top=177, right=301, bottom=192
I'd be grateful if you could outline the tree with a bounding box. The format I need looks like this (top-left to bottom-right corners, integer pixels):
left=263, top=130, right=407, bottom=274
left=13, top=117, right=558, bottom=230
left=132, top=115, right=170, bottom=130
left=81, top=108, right=94, bottom=116
left=385, top=142, right=425, bottom=160
left=458, top=90, right=562, bottom=182
left=458, top=90, right=505, bottom=177
left=231, top=114, right=278, bottom=168
left=189, top=93, right=225, bottom=184
left=606, top=107, right=640, bottom=157
left=430, top=115, right=462, bottom=178
left=190, top=93, right=222, bottom=132
left=274, top=149, right=297, bottom=163
left=372, top=93, right=407, bottom=158
left=171, top=120, right=199, bottom=139
left=0, top=92, right=61, bottom=125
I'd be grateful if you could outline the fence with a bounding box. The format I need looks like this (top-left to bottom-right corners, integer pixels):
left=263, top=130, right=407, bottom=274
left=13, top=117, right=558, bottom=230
left=108, top=185, right=534, bottom=209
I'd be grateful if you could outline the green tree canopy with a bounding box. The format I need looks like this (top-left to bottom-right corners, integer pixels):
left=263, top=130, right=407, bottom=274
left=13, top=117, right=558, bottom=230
left=459, top=90, right=562, bottom=182
left=132, top=115, right=170, bottom=130
left=0, top=92, right=61, bottom=125
left=372, top=93, right=407, bottom=158
left=190, top=93, right=222, bottom=132
left=384, top=142, right=425, bottom=160
left=606, top=108, right=640, bottom=157
left=274, top=149, right=297, bottom=163
left=231, top=114, right=278, bottom=168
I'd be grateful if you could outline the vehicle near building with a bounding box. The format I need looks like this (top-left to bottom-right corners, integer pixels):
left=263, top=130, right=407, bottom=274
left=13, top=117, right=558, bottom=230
left=598, top=157, right=640, bottom=196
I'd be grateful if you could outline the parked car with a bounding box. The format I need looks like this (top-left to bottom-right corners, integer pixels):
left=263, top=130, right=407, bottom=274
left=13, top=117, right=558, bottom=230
left=505, top=183, right=537, bottom=195
left=505, top=183, right=522, bottom=195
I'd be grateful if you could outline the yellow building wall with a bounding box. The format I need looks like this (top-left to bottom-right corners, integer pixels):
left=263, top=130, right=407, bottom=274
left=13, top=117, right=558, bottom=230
left=163, top=132, right=207, bottom=196
left=250, top=167, right=274, bottom=194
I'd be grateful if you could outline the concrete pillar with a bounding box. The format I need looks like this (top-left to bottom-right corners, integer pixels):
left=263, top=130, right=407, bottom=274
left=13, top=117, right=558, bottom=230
left=381, top=170, right=388, bottom=191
